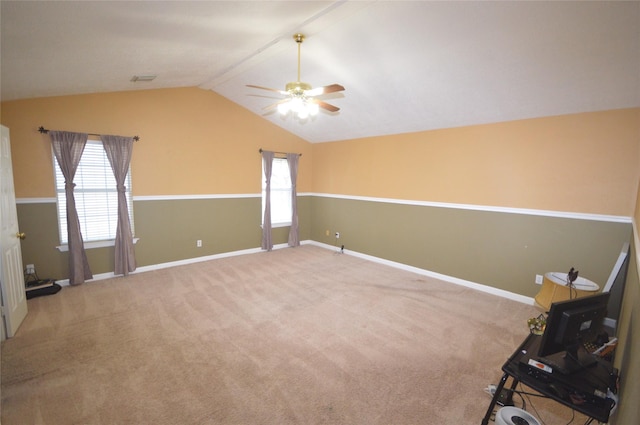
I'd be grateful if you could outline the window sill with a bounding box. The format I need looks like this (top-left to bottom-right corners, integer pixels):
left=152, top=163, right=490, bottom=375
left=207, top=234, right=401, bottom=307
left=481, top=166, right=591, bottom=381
left=56, top=238, right=139, bottom=252
left=261, top=222, right=291, bottom=229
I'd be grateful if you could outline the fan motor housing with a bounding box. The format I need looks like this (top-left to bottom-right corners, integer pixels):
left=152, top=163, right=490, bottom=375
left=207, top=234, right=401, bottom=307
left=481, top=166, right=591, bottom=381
left=285, top=81, right=311, bottom=94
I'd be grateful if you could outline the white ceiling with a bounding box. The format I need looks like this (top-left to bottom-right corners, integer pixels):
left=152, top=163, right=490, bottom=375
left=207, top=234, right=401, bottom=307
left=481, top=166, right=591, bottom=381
left=2, top=1, right=639, bottom=143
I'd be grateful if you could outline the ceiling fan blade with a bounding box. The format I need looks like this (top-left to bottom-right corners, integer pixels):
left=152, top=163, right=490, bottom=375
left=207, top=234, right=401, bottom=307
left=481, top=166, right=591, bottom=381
left=310, top=98, right=340, bottom=113
left=246, top=84, right=288, bottom=95
left=262, top=98, right=290, bottom=111
left=304, top=84, right=345, bottom=97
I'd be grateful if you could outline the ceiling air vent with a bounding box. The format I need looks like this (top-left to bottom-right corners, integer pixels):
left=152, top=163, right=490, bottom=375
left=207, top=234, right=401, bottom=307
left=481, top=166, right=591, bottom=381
left=130, top=75, right=157, bottom=82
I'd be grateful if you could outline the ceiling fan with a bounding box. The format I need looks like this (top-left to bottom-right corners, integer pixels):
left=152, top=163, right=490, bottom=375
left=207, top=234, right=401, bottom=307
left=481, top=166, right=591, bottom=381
left=247, top=33, right=345, bottom=120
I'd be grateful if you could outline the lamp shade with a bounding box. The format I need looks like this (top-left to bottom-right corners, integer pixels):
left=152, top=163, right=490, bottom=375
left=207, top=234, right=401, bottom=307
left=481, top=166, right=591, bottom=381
left=534, top=272, right=600, bottom=311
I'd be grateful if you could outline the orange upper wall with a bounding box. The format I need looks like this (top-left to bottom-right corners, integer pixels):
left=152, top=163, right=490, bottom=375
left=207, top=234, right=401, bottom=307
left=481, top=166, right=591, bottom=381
left=313, top=108, right=640, bottom=217
left=2, top=88, right=638, bottom=217
left=1, top=87, right=312, bottom=197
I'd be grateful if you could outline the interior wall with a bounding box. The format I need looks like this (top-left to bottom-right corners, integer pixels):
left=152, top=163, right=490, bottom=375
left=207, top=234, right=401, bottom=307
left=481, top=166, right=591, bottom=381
left=1, top=88, right=639, bottom=422
left=609, top=178, right=640, bottom=425
left=16, top=197, right=311, bottom=279
left=312, top=109, right=640, bottom=217
left=1, top=87, right=313, bottom=198
left=1, top=88, right=312, bottom=279
left=310, top=109, right=639, bottom=291
left=611, top=237, right=639, bottom=424
left=309, top=108, right=640, bottom=423
left=310, top=196, right=631, bottom=298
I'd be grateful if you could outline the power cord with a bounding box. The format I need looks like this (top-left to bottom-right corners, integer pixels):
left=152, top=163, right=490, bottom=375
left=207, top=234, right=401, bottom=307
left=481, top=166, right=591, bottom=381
left=516, top=382, right=594, bottom=425
left=484, top=384, right=530, bottom=424
left=485, top=383, right=555, bottom=425
left=565, top=408, right=575, bottom=425
left=518, top=383, right=547, bottom=425
left=333, top=234, right=344, bottom=255
left=485, top=375, right=613, bottom=425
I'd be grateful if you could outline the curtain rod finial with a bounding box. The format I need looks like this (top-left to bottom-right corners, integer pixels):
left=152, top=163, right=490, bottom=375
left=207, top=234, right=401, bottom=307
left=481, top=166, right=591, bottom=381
left=38, top=126, right=49, bottom=134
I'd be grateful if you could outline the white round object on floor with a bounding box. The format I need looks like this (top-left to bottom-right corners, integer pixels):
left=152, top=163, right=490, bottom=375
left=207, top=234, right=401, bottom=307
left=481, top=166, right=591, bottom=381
left=495, top=406, right=541, bottom=425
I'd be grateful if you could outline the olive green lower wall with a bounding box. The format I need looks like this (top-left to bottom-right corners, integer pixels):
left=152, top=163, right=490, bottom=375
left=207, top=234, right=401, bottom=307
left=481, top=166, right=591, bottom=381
left=310, top=196, right=632, bottom=297
left=17, top=196, right=311, bottom=280
left=134, top=197, right=262, bottom=267
left=611, top=237, right=640, bottom=424
left=18, top=194, right=630, bottom=299
left=17, top=202, right=67, bottom=279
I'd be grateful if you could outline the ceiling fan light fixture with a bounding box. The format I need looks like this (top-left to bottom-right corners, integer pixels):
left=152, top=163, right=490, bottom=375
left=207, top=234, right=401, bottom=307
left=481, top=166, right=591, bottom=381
left=298, top=107, right=310, bottom=120
left=247, top=33, right=344, bottom=118
left=278, top=97, right=319, bottom=120
left=277, top=102, right=290, bottom=115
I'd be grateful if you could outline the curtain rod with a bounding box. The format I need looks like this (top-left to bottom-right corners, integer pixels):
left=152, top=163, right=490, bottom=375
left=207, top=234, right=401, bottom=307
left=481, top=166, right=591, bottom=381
left=38, top=126, right=140, bottom=141
left=259, top=148, right=301, bottom=157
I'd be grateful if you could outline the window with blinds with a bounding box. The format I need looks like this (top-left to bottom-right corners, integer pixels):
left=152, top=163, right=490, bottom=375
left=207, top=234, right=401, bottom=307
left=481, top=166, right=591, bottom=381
left=262, top=157, right=292, bottom=226
left=53, top=140, right=134, bottom=245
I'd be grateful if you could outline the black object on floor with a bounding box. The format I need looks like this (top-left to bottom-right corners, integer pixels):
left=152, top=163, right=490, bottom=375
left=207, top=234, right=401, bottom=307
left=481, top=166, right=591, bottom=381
left=26, top=279, right=61, bottom=299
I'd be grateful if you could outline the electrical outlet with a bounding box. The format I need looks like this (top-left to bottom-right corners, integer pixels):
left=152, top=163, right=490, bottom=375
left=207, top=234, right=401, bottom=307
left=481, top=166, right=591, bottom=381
left=335, top=232, right=340, bottom=239
left=325, top=230, right=330, bottom=236
left=26, top=264, right=35, bottom=274
left=535, top=274, right=543, bottom=285
left=196, top=240, right=202, bottom=248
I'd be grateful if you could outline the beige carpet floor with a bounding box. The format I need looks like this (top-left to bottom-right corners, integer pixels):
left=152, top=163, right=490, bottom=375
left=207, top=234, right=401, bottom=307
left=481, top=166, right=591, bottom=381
left=2, top=245, right=588, bottom=424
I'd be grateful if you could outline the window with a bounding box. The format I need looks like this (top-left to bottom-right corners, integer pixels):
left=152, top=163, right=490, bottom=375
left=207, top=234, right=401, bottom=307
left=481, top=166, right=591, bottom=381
left=53, top=140, right=134, bottom=245
left=262, top=157, right=292, bottom=226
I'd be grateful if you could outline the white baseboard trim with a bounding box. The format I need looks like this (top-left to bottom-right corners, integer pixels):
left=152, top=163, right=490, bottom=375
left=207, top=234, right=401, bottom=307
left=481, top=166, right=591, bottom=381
left=55, top=240, right=535, bottom=306
left=306, top=241, right=536, bottom=306
left=55, top=243, right=295, bottom=286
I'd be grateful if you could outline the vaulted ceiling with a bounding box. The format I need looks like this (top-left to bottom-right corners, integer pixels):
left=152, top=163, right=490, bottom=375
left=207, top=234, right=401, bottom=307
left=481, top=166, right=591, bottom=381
left=2, top=1, right=639, bottom=143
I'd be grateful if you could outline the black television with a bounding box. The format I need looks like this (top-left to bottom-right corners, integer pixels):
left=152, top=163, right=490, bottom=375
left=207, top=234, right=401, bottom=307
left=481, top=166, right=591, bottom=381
left=537, top=292, right=610, bottom=374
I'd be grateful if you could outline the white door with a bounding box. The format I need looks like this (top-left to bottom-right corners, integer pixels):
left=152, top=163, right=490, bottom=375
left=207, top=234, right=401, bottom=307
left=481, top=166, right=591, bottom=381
left=0, top=125, right=27, bottom=340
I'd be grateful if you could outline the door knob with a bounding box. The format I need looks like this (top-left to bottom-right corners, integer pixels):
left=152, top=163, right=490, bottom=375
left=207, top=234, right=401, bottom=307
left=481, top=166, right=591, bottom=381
left=16, top=232, right=26, bottom=240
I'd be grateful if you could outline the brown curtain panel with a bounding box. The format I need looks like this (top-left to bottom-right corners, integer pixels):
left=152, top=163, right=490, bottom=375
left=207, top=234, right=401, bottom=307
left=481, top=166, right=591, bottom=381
left=49, top=131, right=93, bottom=285
left=261, top=150, right=275, bottom=251
left=286, top=153, right=300, bottom=247
left=101, top=135, right=137, bottom=276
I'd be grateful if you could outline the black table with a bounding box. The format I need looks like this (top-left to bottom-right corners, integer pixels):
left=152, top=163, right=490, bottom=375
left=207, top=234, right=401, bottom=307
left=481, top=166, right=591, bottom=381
left=481, top=334, right=616, bottom=425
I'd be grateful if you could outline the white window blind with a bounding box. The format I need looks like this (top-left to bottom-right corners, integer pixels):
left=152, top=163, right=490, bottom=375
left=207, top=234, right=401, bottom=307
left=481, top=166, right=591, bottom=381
left=262, top=157, right=292, bottom=226
left=54, top=140, right=134, bottom=245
